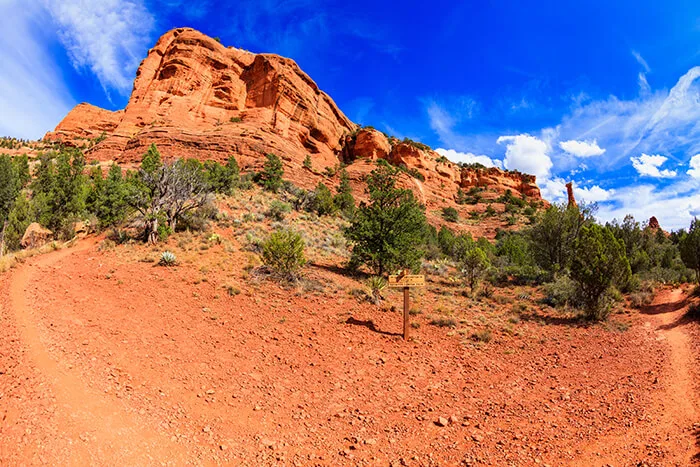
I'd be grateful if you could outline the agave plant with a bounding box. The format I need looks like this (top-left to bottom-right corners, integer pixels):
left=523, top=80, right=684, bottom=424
left=366, top=276, right=387, bottom=305
left=159, top=250, right=177, bottom=267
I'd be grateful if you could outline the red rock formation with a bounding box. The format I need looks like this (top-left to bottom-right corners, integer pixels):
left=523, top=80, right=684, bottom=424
left=566, top=182, right=577, bottom=209
left=45, top=28, right=545, bottom=237
left=20, top=223, right=53, bottom=249
left=648, top=216, right=660, bottom=230
left=46, top=28, right=355, bottom=175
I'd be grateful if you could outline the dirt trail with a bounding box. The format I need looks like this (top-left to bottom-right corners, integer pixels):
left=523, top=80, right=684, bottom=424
left=571, top=288, right=699, bottom=466
left=8, top=243, right=191, bottom=465
left=649, top=288, right=699, bottom=465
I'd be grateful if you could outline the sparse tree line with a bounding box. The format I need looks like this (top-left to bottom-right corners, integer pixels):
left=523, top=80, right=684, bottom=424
left=2, top=144, right=699, bottom=322
left=0, top=144, right=244, bottom=253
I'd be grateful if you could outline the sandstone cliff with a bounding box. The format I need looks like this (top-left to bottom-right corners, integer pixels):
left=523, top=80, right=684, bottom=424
left=45, top=28, right=543, bottom=237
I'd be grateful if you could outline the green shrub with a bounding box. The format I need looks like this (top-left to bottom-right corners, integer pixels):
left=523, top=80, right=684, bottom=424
left=230, top=116, right=242, bottom=123
left=266, top=200, right=292, bottom=221
left=261, top=228, right=306, bottom=280
left=442, top=207, right=459, bottom=223
left=461, top=247, right=490, bottom=291
left=485, top=205, right=496, bottom=217
left=571, top=224, right=631, bottom=320
left=543, top=274, right=578, bottom=308
left=303, top=155, right=312, bottom=170
left=311, top=182, right=337, bottom=216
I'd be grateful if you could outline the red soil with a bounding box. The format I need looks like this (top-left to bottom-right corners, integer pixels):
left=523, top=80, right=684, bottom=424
left=1, top=240, right=698, bottom=466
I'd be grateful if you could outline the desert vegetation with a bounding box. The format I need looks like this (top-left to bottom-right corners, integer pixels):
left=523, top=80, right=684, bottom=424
left=0, top=142, right=697, bottom=324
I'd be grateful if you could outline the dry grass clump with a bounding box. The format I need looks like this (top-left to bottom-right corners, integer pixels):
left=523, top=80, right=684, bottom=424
left=0, top=242, right=64, bottom=274
left=429, top=316, right=457, bottom=328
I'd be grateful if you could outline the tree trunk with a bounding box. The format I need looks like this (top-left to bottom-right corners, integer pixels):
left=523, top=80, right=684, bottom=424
left=0, top=220, right=7, bottom=257
left=148, top=217, right=159, bottom=244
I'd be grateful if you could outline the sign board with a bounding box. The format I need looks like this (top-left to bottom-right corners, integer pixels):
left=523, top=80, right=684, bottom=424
left=388, top=274, right=425, bottom=288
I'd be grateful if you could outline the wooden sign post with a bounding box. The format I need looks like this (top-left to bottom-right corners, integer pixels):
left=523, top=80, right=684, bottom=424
left=388, top=271, right=425, bottom=340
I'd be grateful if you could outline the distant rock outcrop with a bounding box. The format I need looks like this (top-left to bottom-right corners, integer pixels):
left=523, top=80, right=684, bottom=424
left=45, top=28, right=544, bottom=237
left=648, top=216, right=660, bottom=230
left=566, top=182, right=577, bottom=209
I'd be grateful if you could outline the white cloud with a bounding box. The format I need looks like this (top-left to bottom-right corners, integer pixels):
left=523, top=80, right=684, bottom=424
left=540, top=176, right=615, bottom=205
left=630, top=153, right=677, bottom=178
left=688, top=154, right=700, bottom=179
left=435, top=148, right=502, bottom=169
left=559, top=139, right=606, bottom=157
left=44, top=0, right=155, bottom=96
left=497, top=134, right=552, bottom=179
left=577, top=184, right=615, bottom=203
left=0, top=0, right=74, bottom=139
left=596, top=181, right=700, bottom=230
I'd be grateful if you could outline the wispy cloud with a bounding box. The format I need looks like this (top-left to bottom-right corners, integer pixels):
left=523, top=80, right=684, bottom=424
left=44, top=0, right=155, bottom=97
left=632, top=50, right=651, bottom=73
left=0, top=0, right=74, bottom=139
left=553, top=66, right=700, bottom=170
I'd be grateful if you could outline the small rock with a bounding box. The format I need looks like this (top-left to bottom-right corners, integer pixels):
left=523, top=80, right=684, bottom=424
left=472, top=433, right=484, bottom=443
left=364, top=438, right=377, bottom=445
left=437, top=417, right=449, bottom=427
left=220, top=445, right=227, bottom=451
left=449, top=415, right=459, bottom=424
left=206, top=389, right=215, bottom=395
left=202, top=426, right=211, bottom=433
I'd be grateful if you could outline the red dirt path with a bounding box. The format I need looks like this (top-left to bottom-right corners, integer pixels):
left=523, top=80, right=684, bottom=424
left=1, top=241, right=699, bottom=466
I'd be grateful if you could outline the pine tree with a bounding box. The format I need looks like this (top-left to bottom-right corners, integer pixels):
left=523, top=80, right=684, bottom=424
left=333, top=168, right=355, bottom=217
left=259, top=153, right=284, bottom=192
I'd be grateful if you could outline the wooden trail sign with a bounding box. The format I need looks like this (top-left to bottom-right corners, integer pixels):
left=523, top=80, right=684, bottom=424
left=388, top=271, right=425, bottom=340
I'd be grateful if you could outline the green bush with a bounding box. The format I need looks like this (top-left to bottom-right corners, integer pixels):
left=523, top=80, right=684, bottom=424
left=542, top=274, right=578, bottom=308
left=311, top=182, right=337, bottom=216
left=680, top=218, right=700, bottom=282
left=442, top=206, right=459, bottom=223
left=261, top=228, right=306, bottom=280
left=570, top=224, right=631, bottom=320
left=266, top=200, right=292, bottom=221
left=462, top=247, right=490, bottom=291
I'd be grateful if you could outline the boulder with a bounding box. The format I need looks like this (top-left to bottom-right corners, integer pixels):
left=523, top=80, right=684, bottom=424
left=20, top=223, right=53, bottom=249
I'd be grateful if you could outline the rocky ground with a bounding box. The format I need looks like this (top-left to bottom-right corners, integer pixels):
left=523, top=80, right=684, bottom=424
left=0, top=235, right=698, bottom=466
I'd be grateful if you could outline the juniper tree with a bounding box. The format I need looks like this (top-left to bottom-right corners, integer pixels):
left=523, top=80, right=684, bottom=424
left=344, top=162, right=427, bottom=276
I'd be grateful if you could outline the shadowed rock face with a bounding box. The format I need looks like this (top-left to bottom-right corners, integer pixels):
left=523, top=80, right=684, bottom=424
left=45, top=27, right=543, bottom=237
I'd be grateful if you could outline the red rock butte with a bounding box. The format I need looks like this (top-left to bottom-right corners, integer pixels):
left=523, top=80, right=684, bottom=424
left=46, top=28, right=543, bottom=234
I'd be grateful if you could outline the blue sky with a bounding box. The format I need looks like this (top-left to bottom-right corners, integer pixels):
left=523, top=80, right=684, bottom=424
left=1, top=0, right=699, bottom=229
